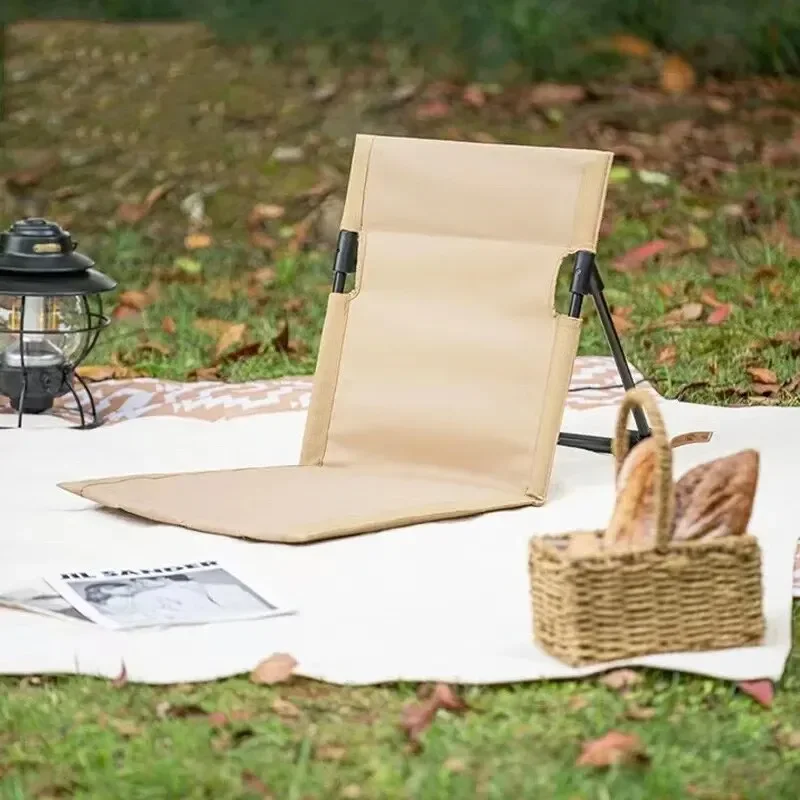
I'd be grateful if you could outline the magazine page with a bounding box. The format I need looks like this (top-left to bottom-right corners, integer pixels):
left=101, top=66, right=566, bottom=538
left=44, top=560, right=294, bottom=630
left=0, top=580, right=91, bottom=623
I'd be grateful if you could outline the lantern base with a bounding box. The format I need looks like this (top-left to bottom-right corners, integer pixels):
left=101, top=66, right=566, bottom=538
left=9, top=394, right=54, bottom=414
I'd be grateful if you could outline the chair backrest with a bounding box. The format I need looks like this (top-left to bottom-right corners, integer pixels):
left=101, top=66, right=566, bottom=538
left=301, top=134, right=612, bottom=501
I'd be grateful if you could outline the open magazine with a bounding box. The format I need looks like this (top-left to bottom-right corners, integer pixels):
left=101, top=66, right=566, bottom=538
left=0, top=561, right=294, bottom=630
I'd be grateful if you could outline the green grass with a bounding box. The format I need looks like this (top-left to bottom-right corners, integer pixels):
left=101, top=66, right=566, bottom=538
left=3, top=611, right=800, bottom=798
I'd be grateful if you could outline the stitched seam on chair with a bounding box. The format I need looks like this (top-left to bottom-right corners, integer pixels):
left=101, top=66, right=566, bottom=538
left=319, top=136, right=375, bottom=465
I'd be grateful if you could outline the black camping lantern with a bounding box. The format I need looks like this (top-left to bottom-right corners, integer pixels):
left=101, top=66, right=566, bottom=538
left=0, top=218, right=116, bottom=428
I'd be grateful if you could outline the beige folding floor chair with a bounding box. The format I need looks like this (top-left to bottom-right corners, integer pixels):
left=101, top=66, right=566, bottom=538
left=61, top=134, right=649, bottom=544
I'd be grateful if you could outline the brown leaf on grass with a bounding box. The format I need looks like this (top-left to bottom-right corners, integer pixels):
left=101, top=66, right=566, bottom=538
left=77, top=364, right=133, bottom=381
left=193, top=318, right=234, bottom=338
left=599, top=669, right=643, bottom=691
left=625, top=704, right=657, bottom=721
left=751, top=383, right=780, bottom=397
left=462, top=84, right=486, bottom=108
left=611, top=312, right=633, bottom=333
left=3, top=153, right=60, bottom=189
left=686, top=224, right=709, bottom=251
left=111, top=664, right=128, bottom=687
left=272, top=319, right=291, bottom=353
left=271, top=697, right=301, bottom=718
left=184, top=233, right=212, bottom=250
left=250, top=653, right=297, bottom=685
left=115, top=290, right=151, bottom=312
left=607, top=34, right=655, bottom=58
left=775, top=729, right=800, bottom=750
left=568, top=696, right=589, bottom=711
left=414, top=99, right=450, bottom=121
left=161, top=316, right=177, bottom=335
left=613, top=239, right=670, bottom=272
left=753, top=265, right=779, bottom=281
left=709, top=258, right=738, bottom=277
left=747, top=367, right=778, bottom=385
left=699, top=289, right=724, bottom=308
left=250, top=231, right=278, bottom=250
left=660, top=54, right=696, bottom=95
left=400, top=683, right=467, bottom=750
left=188, top=366, right=221, bottom=381
left=109, top=718, right=144, bottom=737
left=707, top=304, right=733, bottom=325
left=214, top=322, right=247, bottom=359
left=528, top=83, right=586, bottom=106
left=764, top=220, right=800, bottom=259
left=576, top=730, right=649, bottom=768
left=283, top=297, right=305, bottom=313
left=680, top=302, right=704, bottom=322
left=656, top=283, right=675, bottom=299
left=155, top=701, right=206, bottom=719
left=248, top=203, right=286, bottom=227
left=737, top=679, right=774, bottom=708
left=134, top=340, right=172, bottom=358
left=315, top=744, right=348, bottom=761
left=216, top=342, right=262, bottom=365
left=242, top=771, right=275, bottom=798
left=117, top=183, right=171, bottom=224
left=656, top=345, right=677, bottom=366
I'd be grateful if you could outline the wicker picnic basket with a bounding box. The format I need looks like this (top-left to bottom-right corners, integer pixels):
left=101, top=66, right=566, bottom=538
left=529, top=389, right=765, bottom=667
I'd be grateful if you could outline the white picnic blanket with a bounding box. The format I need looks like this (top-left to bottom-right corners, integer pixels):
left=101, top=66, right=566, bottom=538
left=0, top=395, right=795, bottom=685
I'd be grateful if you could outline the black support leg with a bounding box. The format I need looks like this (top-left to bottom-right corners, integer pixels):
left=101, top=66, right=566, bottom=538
left=557, top=251, right=651, bottom=455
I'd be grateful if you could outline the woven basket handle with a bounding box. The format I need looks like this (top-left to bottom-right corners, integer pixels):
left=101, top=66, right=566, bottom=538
left=611, top=389, right=674, bottom=552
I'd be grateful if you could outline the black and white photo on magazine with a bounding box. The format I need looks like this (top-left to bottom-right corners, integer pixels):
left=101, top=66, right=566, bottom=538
left=44, top=561, right=293, bottom=630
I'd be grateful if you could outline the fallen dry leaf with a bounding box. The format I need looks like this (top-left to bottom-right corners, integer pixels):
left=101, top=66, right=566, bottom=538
left=188, top=366, right=220, bottom=381
left=613, top=239, right=670, bottom=272
left=625, top=704, right=657, bottom=721
left=751, top=382, right=780, bottom=397
left=3, top=153, right=60, bottom=189
left=272, top=319, right=291, bottom=353
left=283, top=297, right=305, bottom=313
left=214, top=322, right=247, bottom=359
left=568, top=696, right=589, bottom=711
left=155, top=701, right=206, bottom=719
left=680, top=302, right=704, bottom=322
left=117, top=183, right=171, bottom=224
left=241, top=771, right=274, bottom=798
left=611, top=312, right=633, bottom=334
left=576, top=730, right=649, bottom=768
left=462, top=84, right=486, bottom=108
left=111, top=664, right=128, bottom=688
left=271, top=697, right=301, bottom=718
left=161, top=316, right=177, bottom=335
left=115, top=290, right=151, bottom=312
left=216, top=342, right=262, bottom=365
left=709, top=258, right=739, bottom=277
left=686, top=224, right=709, bottom=251
left=109, top=718, right=144, bottom=737
left=415, top=99, right=450, bottom=121
left=660, top=54, right=696, bottom=95
left=775, top=729, right=800, bottom=750
left=737, top=679, right=774, bottom=708
left=76, top=364, right=132, bottom=381
left=747, top=366, right=778, bottom=385
left=753, top=265, right=779, bottom=281
left=193, top=318, right=234, bottom=338
left=400, top=683, right=467, bottom=751
left=207, top=711, right=228, bottom=727
left=248, top=203, right=286, bottom=227
left=656, top=345, right=677, bottom=366
left=707, top=303, right=733, bottom=325
left=250, top=653, right=297, bottom=685
left=250, top=231, right=278, bottom=250
left=607, top=34, right=655, bottom=58
left=184, top=233, right=212, bottom=250
left=315, top=744, right=348, bottom=762
left=528, top=83, right=586, bottom=106
left=599, top=669, right=643, bottom=691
